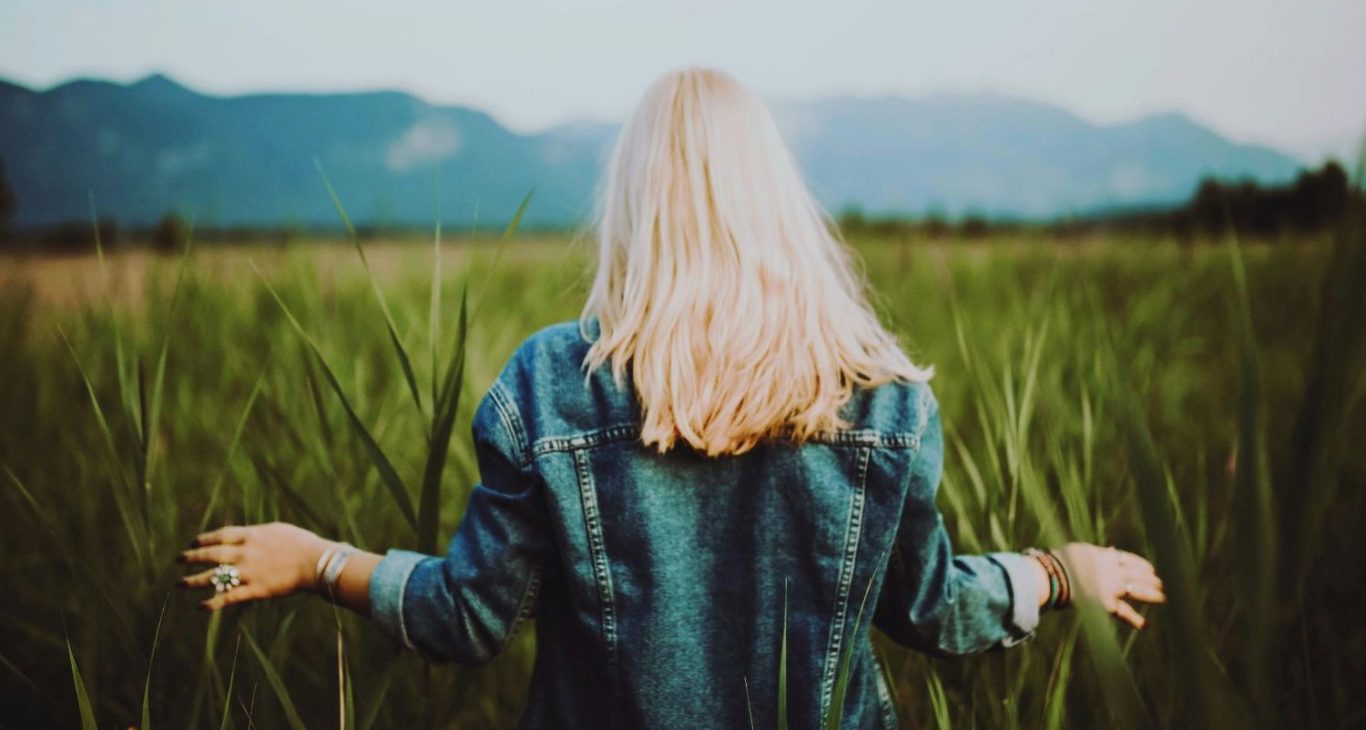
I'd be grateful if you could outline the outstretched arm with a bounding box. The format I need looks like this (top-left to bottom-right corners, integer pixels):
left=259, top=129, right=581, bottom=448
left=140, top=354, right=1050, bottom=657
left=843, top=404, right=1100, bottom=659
left=177, top=523, right=379, bottom=615
left=179, top=379, right=549, bottom=665
left=873, top=392, right=1164, bottom=656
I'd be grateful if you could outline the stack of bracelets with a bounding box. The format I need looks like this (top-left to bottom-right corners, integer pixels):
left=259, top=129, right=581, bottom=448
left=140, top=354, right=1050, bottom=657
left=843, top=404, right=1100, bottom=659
left=314, top=542, right=358, bottom=599
left=1023, top=547, right=1072, bottom=611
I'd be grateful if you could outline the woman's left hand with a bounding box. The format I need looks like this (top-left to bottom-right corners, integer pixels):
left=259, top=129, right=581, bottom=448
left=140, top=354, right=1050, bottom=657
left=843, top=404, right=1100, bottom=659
left=177, top=522, right=333, bottom=611
left=1053, top=543, right=1166, bottom=629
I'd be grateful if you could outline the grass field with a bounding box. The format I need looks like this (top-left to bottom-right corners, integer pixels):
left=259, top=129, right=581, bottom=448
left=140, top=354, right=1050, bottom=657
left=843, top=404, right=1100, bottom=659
left=0, top=226, right=1362, bottom=728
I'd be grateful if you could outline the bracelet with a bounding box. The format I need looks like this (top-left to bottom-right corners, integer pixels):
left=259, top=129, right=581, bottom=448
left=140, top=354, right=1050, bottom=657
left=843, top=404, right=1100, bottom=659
left=1048, top=549, right=1072, bottom=608
left=1025, top=548, right=1058, bottom=610
left=1024, top=548, right=1072, bottom=611
left=314, top=542, right=357, bottom=597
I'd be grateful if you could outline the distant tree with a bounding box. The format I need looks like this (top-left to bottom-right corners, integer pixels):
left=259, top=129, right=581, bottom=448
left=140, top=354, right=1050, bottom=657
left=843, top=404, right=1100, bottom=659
left=1287, top=161, right=1349, bottom=230
left=0, top=155, right=15, bottom=243
left=959, top=213, right=989, bottom=238
left=1185, top=162, right=1354, bottom=237
left=152, top=212, right=190, bottom=254
left=920, top=210, right=949, bottom=238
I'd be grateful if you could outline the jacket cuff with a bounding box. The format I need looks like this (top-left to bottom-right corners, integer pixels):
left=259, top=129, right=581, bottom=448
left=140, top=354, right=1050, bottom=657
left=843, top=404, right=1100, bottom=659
left=986, top=551, right=1042, bottom=647
left=368, top=548, right=430, bottom=653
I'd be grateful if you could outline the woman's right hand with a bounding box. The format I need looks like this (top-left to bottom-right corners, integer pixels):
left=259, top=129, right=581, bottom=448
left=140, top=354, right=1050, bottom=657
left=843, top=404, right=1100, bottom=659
left=177, top=522, right=333, bottom=611
left=1053, top=543, right=1165, bottom=629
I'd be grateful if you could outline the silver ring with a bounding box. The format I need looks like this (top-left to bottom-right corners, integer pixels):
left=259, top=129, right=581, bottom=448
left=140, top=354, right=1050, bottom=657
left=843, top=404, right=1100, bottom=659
left=212, top=564, right=241, bottom=593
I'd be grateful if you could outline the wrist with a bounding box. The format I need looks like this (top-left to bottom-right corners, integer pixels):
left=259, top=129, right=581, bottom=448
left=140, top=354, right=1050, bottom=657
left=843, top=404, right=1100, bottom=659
left=313, top=540, right=360, bottom=599
left=1026, top=554, right=1051, bottom=609
left=300, top=536, right=337, bottom=593
left=1023, top=547, right=1071, bottom=611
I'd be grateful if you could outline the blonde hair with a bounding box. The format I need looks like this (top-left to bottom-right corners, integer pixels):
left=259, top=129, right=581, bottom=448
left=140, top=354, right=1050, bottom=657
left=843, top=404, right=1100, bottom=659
left=580, top=66, right=932, bottom=456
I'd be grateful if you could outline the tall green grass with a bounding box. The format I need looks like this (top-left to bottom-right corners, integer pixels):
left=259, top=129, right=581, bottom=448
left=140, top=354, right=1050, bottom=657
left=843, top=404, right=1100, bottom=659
left=0, top=221, right=1361, bottom=727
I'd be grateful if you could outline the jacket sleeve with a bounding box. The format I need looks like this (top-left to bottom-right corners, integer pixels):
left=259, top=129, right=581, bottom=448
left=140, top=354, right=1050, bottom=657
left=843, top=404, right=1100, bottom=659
left=367, top=378, right=550, bottom=665
left=873, top=388, right=1040, bottom=656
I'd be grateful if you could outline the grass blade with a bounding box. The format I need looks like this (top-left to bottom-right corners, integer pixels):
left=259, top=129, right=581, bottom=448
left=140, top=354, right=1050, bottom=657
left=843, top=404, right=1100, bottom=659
left=141, top=594, right=169, bottom=730
left=418, top=285, right=467, bottom=555
left=315, top=160, right=425, bottom=422
left=1225, top=233, right=1277, bottom=705
left=252, top=261, right=418, bottom=532
left=1043, top=626, right=1078, bottom=730
left=90, top=193, right=140, bottom=448
left=358, top=663, right=396, bottom=730
left=778, top=579, right=789, bottom=730
left=471, top=187, right=534, bottom=321
left=57, top=325, right=146, bottom=570
left=743, top=676, right=756, bottom=730
left=65, top=634, right=98, bottom=730
left=1121, top=387, right=1244, bottom=728
left=198, top=372, right=265, bottom=533
left=219, top=637, right=241, bottom=730
left=823, top=571, right=877, bottom=730
left=143, top=222, right=194, bottom=501
left=430, top=213, right=443, bottom=408
left=187, top=607, right=224, bottom=729
left=925, top=671, right=951, bottom=730
left=242, top=628, right=307, bottom=730
left=136, top=358, right=150, bottom=539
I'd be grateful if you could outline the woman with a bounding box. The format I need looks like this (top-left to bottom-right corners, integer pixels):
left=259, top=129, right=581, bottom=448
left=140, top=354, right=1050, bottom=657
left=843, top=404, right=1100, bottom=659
left=179, top=67, right=1164, bottom=727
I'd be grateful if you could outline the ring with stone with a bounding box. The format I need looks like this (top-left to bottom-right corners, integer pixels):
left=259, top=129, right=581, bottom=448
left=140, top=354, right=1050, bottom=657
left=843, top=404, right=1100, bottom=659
left=211, top=564, right=241, bottom=593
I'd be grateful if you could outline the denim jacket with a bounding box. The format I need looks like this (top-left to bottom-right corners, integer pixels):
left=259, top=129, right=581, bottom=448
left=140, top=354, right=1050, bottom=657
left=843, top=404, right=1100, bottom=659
left=369, top=322, right=1040, bottom=729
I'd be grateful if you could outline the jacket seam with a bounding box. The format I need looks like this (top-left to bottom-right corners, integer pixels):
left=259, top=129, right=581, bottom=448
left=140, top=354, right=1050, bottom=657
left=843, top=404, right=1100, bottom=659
left=873, top=653, right=899, bottom=728
left=819, top=444, right=870, bottom=717
left=572, top=448, right=620, bottom=673
left=533, top=424, right=639, bottom=455
left=503, top=562, right=544, bottom=650
left=394, top=557, right=424, bottom=654
left=488, top=380, right=533, bottom=467
left=531, top=425, right=921, bottom=456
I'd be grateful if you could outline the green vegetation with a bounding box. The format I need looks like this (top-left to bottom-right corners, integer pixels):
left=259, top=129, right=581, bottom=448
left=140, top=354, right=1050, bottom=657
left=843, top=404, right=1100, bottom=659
left=0, top=217, right=1362, bottom=726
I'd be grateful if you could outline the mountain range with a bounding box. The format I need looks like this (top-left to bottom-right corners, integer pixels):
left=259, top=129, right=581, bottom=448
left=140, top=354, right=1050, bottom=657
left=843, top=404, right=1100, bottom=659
left=0, top=73, right=1304, bottom=230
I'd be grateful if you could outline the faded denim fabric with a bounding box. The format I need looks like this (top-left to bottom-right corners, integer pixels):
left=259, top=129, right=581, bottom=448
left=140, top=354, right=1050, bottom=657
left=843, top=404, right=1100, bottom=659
left=369, top=321, right=1040, bottom=729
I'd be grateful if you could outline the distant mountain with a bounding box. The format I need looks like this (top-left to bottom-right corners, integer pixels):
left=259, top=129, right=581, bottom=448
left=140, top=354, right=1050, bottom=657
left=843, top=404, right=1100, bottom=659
left=770, top=95, right=1302, bottom=218
left=0, top=74, right=1303, bottom=230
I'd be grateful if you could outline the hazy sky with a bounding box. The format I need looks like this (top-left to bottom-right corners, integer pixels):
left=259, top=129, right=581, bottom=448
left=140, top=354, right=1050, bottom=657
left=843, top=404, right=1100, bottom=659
left=3, top=0, right=1363, bottom=161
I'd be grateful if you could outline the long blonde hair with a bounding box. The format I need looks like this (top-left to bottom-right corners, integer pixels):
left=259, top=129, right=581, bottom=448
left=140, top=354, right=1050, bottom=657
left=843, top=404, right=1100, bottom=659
left=580, top=66, right=932, bottom=456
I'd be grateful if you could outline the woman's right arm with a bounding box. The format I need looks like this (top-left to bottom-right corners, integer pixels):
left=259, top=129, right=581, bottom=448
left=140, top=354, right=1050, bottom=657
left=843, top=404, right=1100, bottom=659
left=178, top=379, right=551, bottom=666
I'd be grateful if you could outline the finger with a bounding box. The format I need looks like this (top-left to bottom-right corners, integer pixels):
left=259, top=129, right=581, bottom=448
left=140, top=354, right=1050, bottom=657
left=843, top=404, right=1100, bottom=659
left=178, top=545, right=241, bottom=566
left=1113, top=600, right=1147, bottom=629
left=178, top=568, right=218, bottom=590
left=1123, top=581, right=1166, bottom=604
left=193, top=526, right=247, bottom=547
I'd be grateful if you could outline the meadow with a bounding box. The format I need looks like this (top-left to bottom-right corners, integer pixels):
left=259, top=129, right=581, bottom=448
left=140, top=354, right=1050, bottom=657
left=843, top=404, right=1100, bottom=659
left=0, top=221, right=1362, bottom=728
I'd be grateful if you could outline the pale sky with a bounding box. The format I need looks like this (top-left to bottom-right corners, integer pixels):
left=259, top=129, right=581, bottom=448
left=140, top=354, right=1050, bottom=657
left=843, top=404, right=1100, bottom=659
left=3, top=0, right=1363, bottom=162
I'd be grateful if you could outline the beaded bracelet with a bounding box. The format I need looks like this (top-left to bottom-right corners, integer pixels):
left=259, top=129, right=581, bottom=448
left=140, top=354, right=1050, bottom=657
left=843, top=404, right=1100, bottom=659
left=1024, top=548, right=1072, bottom=611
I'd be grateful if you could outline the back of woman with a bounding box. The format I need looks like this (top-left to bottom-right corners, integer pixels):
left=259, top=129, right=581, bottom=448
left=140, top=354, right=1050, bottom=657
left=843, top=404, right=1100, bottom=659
left=180, top=66, right=1164, bottom=730
left=424, top=322, right=1028, bottom=728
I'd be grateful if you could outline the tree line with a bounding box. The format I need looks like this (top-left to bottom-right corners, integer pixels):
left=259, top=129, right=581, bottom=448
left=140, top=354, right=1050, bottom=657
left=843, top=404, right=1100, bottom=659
left=837, top=162, right=1359, bottom=241
left=0, top=155, right=1358, bottom=250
